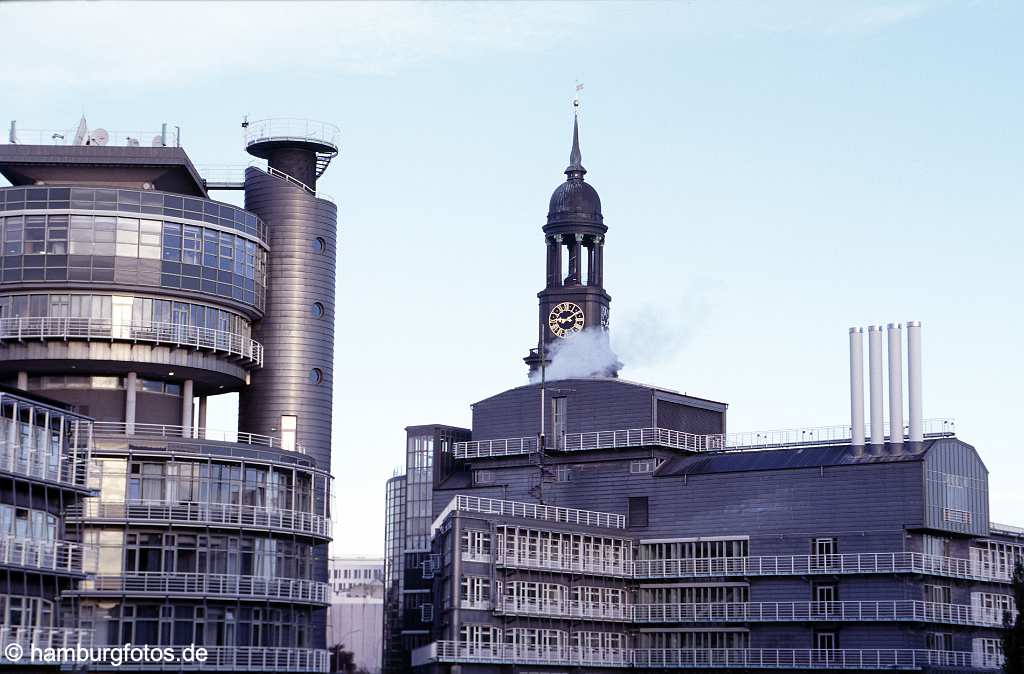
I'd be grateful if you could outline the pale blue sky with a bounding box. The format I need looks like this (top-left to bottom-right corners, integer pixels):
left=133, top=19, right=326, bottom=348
left=2, top=1, right=1021, bottom=554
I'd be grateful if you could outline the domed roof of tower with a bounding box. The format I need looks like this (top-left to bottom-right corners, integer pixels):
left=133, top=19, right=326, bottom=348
left=547, top=115, right=603, bottom=226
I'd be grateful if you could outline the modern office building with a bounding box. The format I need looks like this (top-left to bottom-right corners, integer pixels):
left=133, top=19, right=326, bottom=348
left=328, top=556, right=384, bottom=673
left=383, top=112, right=1023, bottom=673
left=0, top=117, right=338, bottom=671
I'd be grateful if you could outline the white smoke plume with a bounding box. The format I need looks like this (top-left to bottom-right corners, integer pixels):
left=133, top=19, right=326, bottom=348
left=530, top=328, right=621, bottom=383
left=529, top=294, right=710, bottom=383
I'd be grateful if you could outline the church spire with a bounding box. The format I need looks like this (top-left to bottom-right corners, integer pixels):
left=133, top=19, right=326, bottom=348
left=565, top=108, right=586, bottom=179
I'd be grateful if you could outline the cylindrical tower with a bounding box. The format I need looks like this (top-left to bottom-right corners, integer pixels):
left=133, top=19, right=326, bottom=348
left=238, top=119, right=339, bottom=653
left=0, top=124, right=334, bottom=671
left=238, top=118, right=339, bottom=475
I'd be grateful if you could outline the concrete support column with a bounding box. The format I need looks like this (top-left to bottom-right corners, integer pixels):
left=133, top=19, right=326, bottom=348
left=125, top=372, right=137, bottom=436
left=15, top=371, right=27, bottom=390
left=181, top=379, right=194, bottom=438
left=198, top=396, right=208, bottom=439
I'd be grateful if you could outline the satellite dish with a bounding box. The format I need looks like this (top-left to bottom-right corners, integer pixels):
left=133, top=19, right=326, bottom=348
left=87, top=128, right=109, bottom=146
left=151, top=135, right=165, bottom=147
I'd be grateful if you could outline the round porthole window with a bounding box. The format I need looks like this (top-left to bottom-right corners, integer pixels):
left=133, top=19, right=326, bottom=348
left=313, top=237, right=326, bottom=254
left=309, top=368, right=323, bottom=384
left=311, top=302, right=325, bottom=318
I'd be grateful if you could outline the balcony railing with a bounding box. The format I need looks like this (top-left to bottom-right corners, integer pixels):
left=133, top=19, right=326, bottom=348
left=0, top=536, right=94, bottom=574
left=66, top=500, right=331, bottom=539
left=495, top=597, right=631, bottom=621
left=86, top=646, right=329, bottom=672
left=0, top=445, right=91, bottom=489
left=452, top=419, right=957, bottom=459
left=433, top=495, right=626, bottom=532
left=631, top=600, right=1008, bottom=627
left=76, top=573, right=329, bottom=604
left=415, top=642, right=984, bottom=670
left=726, top=418, right=956, bottom=450
left=0, top=626, right=94, bottom=660
left=496, top=552, right=632, bottom=578
left=244, top=118, right=340, bottom=152
left=633, top=552, right=1013, bottom=582
left=93, top=421, right=300, bottom=452
left=0, top=317, right=263, bottom=366
left=632, top=648, right=977, bottom=670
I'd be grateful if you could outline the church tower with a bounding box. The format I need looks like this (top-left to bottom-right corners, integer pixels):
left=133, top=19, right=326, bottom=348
left=525, top=106, right=620, bottom=377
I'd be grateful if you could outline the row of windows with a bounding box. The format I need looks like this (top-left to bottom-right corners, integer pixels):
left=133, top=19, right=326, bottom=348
left=26, top=375, right=182, bottom=396
left=93, top=531, right=315, bottom=579
left=111, top=460, right=317, bottom=512
left=0, top=186, right=265, bottom=240
left=458, top=625, right=626, bottom=650
left=85, top=603, right=311, bottom=649
left=638, top=539, right=750, bottom=561
left=0, top=215, right=267, bottom=310
left=331, top=567, right=383, bottom=580
left=0, top=595, right=53, bottom=629
left=0, top=293, right=251, bottom=338
left=0, top=504, right=58, bottom=541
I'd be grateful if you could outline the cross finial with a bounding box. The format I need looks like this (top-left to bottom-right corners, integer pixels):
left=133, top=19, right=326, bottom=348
left=574, top=82, right=584, bottom=112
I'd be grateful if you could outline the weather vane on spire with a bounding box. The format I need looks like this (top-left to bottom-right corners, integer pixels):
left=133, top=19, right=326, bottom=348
left=574, top=83, right=584, bottom=113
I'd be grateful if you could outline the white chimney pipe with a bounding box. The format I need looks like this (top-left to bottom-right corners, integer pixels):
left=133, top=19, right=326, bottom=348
left=849, top=327, right=865, bottom=446
left=887, top=323, right=904, bottom=444
left=868, top=325, right=884, bottom=445
left=907, top=320, right=923, bottom=443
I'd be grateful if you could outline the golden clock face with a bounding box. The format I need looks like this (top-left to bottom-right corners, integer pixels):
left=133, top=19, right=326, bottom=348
left=548, top=302, right=585, bottom=338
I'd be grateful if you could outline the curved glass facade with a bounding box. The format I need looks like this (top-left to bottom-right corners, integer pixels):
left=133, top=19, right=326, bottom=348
left=0, top=188, right=269, bottom=313
left=0, top=292, right=252, bottom=340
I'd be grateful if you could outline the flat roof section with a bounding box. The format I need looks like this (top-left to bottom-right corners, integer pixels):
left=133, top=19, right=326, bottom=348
left=0, top=144, right=207, bottom=197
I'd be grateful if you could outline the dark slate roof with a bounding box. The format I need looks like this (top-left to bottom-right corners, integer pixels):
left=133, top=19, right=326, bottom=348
left=547, top=114, right=603, bottom=226
left=471, top=376, right=727, bottom=412
left=657, top=439, right=938, bottom=477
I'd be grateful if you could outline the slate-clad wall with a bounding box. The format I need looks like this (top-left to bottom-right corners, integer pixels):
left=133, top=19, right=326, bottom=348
left=238, top=167, right=336, bottom=651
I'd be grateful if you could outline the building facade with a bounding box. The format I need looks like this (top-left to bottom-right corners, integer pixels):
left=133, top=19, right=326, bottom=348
left=328, top=556, right=384, bottom=673
left=384, top=113, right=1022, bottom=673
left=0, top=117, right=339, bottom=671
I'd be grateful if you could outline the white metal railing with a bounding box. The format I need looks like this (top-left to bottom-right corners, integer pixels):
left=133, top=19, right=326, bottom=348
left=456, top=436, right=539, bottom=459
left=78, top=572, right=329, bottom=604
left=67, top=500, right=331, bottom=538
left=633, top=552, right=1013, bottom=582
left=452, top=419, right=958, bottom=459
left=631, top=600, right=1009, bottom=627
left=495, top=596, right=631, bottom=621
left=7, top=123, right=180, bottom=148
left=86, top=646, right=328, bottom=672
left=0, top=536, right=94, bottom=574
left=459, top=599, right=491, bottom=611
left=417, top=642, right=984, bottom=670
left=0, top=626, right=94, bottom=660
left=461, top=551, right=492, bottom=563
left=496, top=552, right=632, bottom=578
left=631, top=648, right=978, bottom=670
left=726, top=418, right=956, bottom=450
left=433, top=494, right=626, bottom=532
left=990, top=521, right=1024, bottom=537
left=93, top=421, right=299, bottom=451
left=252, top=165, right=334, bottom=203
left=244, top=118, right=340, bottom=151
left=0, top=445, right=91, bottom=488
left=0, top=317, right=263, bottom=366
